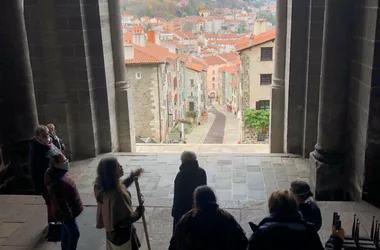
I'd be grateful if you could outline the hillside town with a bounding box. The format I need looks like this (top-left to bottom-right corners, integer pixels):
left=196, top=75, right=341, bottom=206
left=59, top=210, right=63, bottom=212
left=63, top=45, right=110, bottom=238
left=122, top=2, right=276, bottom=144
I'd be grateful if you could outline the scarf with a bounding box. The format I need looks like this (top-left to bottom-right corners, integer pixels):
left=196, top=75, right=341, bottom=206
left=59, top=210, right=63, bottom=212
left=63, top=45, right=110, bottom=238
left=95, top=183, right=134, bottom=232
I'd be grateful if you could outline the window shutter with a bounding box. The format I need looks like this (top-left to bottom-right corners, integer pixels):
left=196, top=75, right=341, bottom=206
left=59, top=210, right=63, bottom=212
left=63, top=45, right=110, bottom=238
left=256, top=101, right=260, bottom=110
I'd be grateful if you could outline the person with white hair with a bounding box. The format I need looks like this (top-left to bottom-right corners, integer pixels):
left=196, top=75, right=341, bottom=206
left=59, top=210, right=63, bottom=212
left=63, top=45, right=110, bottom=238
left=28, top=125, right=62, bottom=226
left=47, top=123, right=65, bottom=152
left=171, top=151, right=207, bottom=233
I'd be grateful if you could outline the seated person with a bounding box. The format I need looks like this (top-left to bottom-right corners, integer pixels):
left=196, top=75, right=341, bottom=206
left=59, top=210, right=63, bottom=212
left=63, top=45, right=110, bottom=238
left=290, top=180, right=322, bottom=231
left=248, top=190, right=344, bottom=250
left=169, top=185, right=248, bottom=250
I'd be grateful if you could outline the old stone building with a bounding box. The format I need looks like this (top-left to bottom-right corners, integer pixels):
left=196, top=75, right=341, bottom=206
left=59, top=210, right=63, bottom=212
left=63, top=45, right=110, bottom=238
left=124, top=28, right=178, bottom=142
left=1, top=0, right=380, bottom=208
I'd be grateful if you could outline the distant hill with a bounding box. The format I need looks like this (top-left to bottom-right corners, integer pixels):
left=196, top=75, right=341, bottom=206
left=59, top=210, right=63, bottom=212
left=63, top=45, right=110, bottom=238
left=121, top=0, right=252, bottom=19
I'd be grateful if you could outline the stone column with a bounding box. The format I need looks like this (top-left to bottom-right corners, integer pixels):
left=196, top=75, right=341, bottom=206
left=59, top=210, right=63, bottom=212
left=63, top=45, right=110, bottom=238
left=0, top=0, right=38, bottom=192
left=269, top=0, right=287, bottom=153
left=109, top=0, right=136, bottom=152
left=283, top=0, right=310, bottom=155
left=303, top=0, right=325, bottom=157
left=310, top=0, right=353, bottom=200
left=0, top=0, right=38, bottom=144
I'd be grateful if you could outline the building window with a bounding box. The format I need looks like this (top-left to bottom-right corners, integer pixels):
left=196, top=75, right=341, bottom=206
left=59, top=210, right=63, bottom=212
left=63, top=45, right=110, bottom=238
left=189, top=101, right=194, bottom=111
left=212, top=77, right=215, bottom=81
left=213, top=70, right=216, bottom=75
left=213, top=83, right=215, bottom=89
left=261, top=47, right=273, bottom=61
left=191, top=92, right=193, bottom=97
left=260, top=74, right=272, bottom=85
left=135, top=72, right=141, bottom=79
left=190, top=79, right=194, bottom=87
left=256, top=100, right=270, bottom=110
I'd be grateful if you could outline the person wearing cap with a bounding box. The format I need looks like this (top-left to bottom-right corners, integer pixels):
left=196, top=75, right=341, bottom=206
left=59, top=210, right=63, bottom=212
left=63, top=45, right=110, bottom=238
left=169, top=185, right=248, bottom=250
left=171, top=151, right=207, bottom=233
left=290, top=180, right=322, bottom=231
left=45, top=154, right=83, bottom=249
left=247, top=190, right=344, bottom=250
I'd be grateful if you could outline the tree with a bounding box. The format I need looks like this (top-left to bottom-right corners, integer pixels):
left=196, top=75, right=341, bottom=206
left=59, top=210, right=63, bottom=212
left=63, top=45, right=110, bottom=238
left=237, top=21, right=247, bottom=34
left=244, top=109, right=269, bottom=133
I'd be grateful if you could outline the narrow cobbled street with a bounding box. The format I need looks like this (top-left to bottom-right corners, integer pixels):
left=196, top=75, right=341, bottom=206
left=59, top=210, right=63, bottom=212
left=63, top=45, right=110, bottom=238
left=203, top=106, right=226, bottom=144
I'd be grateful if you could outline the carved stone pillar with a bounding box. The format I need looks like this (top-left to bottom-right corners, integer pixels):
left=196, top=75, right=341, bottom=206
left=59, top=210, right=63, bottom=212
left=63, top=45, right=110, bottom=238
left=310, top=0, right=353, bottom=200
left=269, top=0, right=287, bottom=153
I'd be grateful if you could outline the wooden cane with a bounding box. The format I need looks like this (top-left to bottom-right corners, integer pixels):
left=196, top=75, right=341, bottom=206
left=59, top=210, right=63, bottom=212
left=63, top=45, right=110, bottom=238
left=134, top=176, right=151, bottom=250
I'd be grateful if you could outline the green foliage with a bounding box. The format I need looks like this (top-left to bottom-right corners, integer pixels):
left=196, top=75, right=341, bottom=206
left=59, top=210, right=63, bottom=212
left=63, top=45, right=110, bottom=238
left=257, top=11, right=276, bottom=26
left=244, top=109, right=269, bottom=132
left=237, top=21, right=247, bottom=34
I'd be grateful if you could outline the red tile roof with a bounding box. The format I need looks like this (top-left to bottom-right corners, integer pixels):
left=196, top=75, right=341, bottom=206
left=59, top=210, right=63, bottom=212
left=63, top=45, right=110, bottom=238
left=219, top=65, right=238, bottom=74
left=230, top=79, right=238, bottom=88
left=219, top=52, right=239, bottom=61
left=202, top=56, right=226, bottom=66
left=167, top=52, right=179, bottom=60
left=186, top=62, right=203, bottom=72
left=237, top=29, right=276, bottom=52
left=125, top=42, right=169, bottom=65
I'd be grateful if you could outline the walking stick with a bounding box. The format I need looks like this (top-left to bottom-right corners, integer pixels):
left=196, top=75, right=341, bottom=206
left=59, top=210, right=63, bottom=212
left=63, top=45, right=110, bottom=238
left=134, top=176, right=151, bottom=250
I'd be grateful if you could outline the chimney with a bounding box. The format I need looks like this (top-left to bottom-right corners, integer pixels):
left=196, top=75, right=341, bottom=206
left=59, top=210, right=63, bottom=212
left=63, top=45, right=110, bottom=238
left=249, top=33, right=254, bottom=45
left=188, top=52, right=192, bottom=62
left=124, top=44, right=134, bottom=60
left=254, top=19, right=267, bottom=36
left=132, top=24, right=146, bottom=47
left=147, top=30, right=155, bottom=44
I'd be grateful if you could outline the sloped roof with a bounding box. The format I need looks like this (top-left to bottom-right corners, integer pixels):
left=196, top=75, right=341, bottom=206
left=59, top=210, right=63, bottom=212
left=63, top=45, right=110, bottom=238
left=237, top=29, right=276, bottom=52
left=167, top=52, right=179, bottom=60
left=219, top=52, right=239, bottom=61
left=219, top=65, right=238, bottom=74
left=202, top=56, right=226, bottom=65
left=186, top=62, right=203, bottom=72
left=125, top=42, right=169, bottom=65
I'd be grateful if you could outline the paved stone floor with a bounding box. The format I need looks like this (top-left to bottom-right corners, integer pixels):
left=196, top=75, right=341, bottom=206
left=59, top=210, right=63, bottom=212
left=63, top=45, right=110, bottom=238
left=203, top=107, right=226, bottom=144
left=135, top=144, right=270, bottom=153
left=1, top=153, right=380, bottom=250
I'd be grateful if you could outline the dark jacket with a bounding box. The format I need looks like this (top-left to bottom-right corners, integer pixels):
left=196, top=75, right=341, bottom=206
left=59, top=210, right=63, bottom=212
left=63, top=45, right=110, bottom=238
left=299, top=198, right=322, bottom=231
left=172, top=160, right=207, bottom=220
left=169, top=204, right=248, bottom=250
left=28, top=139, right=61, bottom=193
left=248, top=213, right=343, bottom=250
left=49, top=132, right=65, bottom=151
left=45, top=167, right=83, bottom=221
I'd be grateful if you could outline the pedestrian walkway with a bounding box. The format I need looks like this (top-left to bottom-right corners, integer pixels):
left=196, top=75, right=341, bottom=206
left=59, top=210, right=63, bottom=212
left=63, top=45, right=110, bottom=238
left=184, top=112, right=215, bottom=144
left=203, top=106, right=226, bottom=144
left=135, top=144, right=270, bottom=153
left=1, top=153, right=379, bottom=250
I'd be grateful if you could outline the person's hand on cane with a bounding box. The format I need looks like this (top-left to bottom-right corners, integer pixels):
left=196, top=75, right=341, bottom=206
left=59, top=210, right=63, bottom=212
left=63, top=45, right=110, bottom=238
left=131, top=168, right=144, bottom=179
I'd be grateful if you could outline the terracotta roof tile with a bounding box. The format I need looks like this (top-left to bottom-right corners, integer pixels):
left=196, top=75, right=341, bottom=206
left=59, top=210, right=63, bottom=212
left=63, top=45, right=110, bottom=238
left=186, top=62, right=203, bottom=72
left=237, top=29, right=276, bottom=52
left=219, top=52, right=239, bottom=61
left=230, top=79, right=238, bottom=88
left=202, top=56, right=226, bottom=66
left=125, top=43, right=169, bottom=65
left=167, top=52, right=179, bottom=60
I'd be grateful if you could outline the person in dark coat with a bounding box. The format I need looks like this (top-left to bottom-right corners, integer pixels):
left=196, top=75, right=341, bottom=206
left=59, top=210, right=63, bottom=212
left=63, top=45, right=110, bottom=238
left=172, top=151, right=207, bottom=233
left=29, top=125, right=62, bottom=224
left=47, top=124, right=65, bottom=152
left=290, top=180, right=322, bottom=231
left=45, top=154, right=83, bottom=250
left=247, top=189, right=344, bottom=250
left=169, top=185, right=248, bottom=250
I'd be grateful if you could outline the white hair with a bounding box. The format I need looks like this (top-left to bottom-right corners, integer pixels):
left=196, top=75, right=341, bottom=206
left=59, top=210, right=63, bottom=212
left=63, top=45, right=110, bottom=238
left=181, top=151, right=197, bottom=163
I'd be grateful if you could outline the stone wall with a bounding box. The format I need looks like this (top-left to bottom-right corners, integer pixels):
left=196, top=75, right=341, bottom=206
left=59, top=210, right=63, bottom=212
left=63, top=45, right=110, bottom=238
left=243, top=127, right=269, bottom=144
left=24, top=0, right=118, bottom=159
left=346, top=0, right=380, bottom=202
left=126, top=64, right=162, bottom=141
